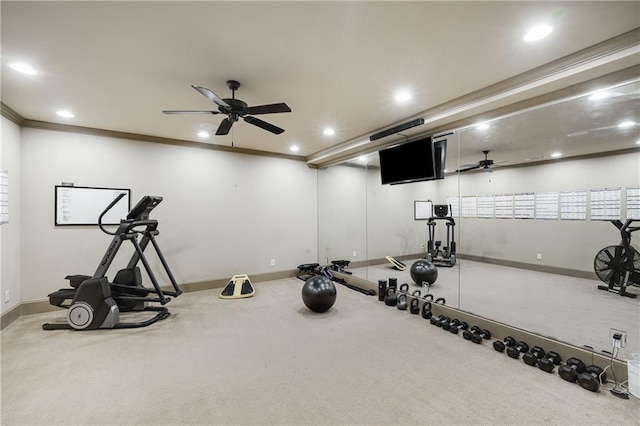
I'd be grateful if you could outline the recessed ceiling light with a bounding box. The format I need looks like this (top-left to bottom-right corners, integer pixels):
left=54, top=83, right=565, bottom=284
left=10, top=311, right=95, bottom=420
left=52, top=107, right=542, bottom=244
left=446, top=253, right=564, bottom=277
left=550, top=152, right=562, bottom=158
left=476, top=122, right=490, bottom=130
left=394, top=91, right=411, bottom=102
left=9, top=62, right=37, bottom=75
left=618, top=121, right=636, bottom=128
left=323, top=128, right=335, bottom=136
left=197, top=131, right=210, bottom=138
left=289, top=145, right=300, bottom=153
left=588, top=91, right=610, bottom=101
left=523, top=24, right=553, bottom=42
left=56, top=110, right=74, bottom=118
left=636, top=140, right=640, bottom=145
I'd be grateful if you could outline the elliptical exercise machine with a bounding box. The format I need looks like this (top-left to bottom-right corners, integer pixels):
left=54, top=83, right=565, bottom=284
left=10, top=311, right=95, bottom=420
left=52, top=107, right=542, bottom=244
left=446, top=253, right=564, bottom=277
left=594, top=219, right=639, bottom=298
left=43, top=194, right=182, bottom=330
left=425, top=204, right=456, bottom=267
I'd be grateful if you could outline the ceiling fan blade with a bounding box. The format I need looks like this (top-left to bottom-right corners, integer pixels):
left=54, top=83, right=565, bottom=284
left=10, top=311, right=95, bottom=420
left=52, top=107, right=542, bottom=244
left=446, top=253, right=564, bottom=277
left=244, top=116, right=285, bottom=134
left=215, top=118, right=234, bottom=135
left=458, top=163, right=479, bottom=170
left=162, top=110, right=220, bottom=115
left=455, top=164, right=481, bottom=173
left=192, top=85, right=230, bottom=108
left=245, top=103, right=292, bottom=115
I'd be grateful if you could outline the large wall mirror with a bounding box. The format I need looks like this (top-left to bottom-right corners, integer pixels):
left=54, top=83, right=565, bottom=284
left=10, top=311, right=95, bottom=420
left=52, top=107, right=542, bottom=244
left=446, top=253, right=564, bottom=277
left=317, top=76, right=639, bottom=359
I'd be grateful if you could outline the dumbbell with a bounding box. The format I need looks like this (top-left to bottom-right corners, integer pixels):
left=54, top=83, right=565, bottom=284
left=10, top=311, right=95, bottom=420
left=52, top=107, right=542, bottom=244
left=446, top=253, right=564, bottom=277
left=448, top=319, right=469, bottom=335
left=577, top=365, right=607, bottom=392
left=493, top=336, right=516, bottom=352
left=396, top=294, right=408, bottom=310
left=463, top=326, right=491, bottom=343
left=430, top=315, right=449, bottom=327
left=506, top=341, right=530, bottom=359
left=388, top=277, right=398, bottom=291
left=537, top=351, right=562, bottom=373
left=522, top=346, right=546, bottom=366
left=558, top=357, right=586, bottom=383
left=378, top=280, right=387, bottom=302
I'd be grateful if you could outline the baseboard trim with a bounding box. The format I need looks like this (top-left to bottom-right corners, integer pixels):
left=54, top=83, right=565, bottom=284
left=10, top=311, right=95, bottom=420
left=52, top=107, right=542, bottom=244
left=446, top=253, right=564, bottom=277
left=1, top=269, right=298, bottom=331
left=362, top=253, right=596, bottom=281
left=458, top=254, right=598, bottom=280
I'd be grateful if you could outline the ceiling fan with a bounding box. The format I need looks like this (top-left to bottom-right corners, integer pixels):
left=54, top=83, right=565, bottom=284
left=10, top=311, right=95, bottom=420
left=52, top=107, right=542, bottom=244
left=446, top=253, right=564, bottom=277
left=456, top=150, right=503, bottom=173
left=163, top=80, right=291, bottom=135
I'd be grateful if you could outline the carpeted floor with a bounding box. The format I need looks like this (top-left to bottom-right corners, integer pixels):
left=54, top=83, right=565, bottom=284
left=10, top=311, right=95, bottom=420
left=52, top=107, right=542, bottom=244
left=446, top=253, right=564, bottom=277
left=1, top=277, right=638, bottom=425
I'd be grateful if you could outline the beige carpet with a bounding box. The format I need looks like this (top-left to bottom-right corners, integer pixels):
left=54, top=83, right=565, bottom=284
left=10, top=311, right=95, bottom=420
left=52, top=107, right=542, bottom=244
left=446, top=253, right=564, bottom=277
left=1, top=278, right=639, bottom=425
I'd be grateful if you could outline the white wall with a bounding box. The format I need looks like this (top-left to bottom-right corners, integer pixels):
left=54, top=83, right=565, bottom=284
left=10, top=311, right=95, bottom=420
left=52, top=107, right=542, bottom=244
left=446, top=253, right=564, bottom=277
left=317, top=165, right=367, bottom=264
left=20, top=128, right=317, bottom=303
left=445, top=152, right=640, bottom=271
left=1, top=117, right=21, bottom=314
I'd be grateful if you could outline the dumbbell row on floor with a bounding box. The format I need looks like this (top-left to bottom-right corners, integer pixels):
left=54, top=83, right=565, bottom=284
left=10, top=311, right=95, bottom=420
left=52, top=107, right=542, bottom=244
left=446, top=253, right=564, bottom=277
left=493, top=336, right=562, bottom=371
left=558, top=357, right=608, bottom=392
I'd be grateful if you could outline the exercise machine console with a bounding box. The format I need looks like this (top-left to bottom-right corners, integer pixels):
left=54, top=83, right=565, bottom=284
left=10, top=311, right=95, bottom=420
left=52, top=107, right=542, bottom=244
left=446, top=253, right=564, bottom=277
left=43, top=194, right=183, bottom=330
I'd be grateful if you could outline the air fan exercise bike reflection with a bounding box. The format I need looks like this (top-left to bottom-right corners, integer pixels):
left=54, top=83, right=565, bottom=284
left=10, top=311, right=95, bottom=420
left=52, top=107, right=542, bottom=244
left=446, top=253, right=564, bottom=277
left=43, top=194, right=182, bottom=330
left=594, top=219, right=639, bottom=298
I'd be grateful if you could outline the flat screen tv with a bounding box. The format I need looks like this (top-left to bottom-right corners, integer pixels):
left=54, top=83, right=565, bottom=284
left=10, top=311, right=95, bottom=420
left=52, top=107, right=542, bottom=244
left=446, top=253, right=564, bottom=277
left=378, top=137, right=436, bottom=185
left=433, top=138, right=447, bottom=180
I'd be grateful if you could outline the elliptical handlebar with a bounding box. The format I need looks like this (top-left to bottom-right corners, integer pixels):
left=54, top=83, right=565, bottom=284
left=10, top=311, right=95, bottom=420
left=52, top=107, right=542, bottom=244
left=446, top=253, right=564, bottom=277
left=98, top=193, right=127, bottom=236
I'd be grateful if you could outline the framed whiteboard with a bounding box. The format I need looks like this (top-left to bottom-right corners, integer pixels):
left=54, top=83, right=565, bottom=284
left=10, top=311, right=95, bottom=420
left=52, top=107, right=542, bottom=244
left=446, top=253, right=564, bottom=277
left=414, top=200, right=433, bottom=220
left=55, top=186, right=130, bottom=226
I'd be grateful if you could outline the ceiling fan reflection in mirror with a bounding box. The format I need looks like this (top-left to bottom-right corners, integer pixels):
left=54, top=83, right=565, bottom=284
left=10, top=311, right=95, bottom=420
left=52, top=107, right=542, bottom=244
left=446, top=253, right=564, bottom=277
left=163, top=80, right=291, bottom=135
left=456, top=150, right=505, bottom=173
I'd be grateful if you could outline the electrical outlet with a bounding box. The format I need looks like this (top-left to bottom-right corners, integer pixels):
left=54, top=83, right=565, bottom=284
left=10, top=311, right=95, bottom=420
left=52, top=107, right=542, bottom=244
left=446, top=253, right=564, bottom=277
left=4, top=290, right=9, bottom=303
left=353, top=251, right=357, bottom=257
left=536, top=253, right=542, bottom=261
left=270, top=259, right=276, bottom=267
left=610, top=328, right=627, bottom=348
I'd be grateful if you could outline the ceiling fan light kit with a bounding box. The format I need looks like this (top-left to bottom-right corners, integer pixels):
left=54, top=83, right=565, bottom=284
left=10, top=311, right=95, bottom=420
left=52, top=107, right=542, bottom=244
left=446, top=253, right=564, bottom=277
left=163, top=80, right=291, bottom=136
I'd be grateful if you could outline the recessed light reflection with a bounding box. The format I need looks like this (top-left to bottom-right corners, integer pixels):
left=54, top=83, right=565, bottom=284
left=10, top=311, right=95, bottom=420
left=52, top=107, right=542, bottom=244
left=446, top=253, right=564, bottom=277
left=524, top=24, right=553, bottom=42
left=9, top=62, right=37, bottom=75
left=290, top=145, right=300, bottom=153
left=476, top=123, right=490, bottom=130
left=550, top=152, right=562, bottom=158
left=56, top=110, right=74, bottom=118
left=588, top=91, right=610, bottom=101
left=323, top=128, right=335, bottom=136
left=618, top=121, right=636, bottom=129
left=394, top=91, right=411, bottom=102
left=197, top=131, right=210, bottom=138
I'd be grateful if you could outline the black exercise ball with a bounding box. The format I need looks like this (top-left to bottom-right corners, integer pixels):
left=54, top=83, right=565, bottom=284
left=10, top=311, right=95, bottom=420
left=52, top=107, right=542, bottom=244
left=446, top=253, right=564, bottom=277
left=410, top=259, right=438, bottom=286
left=302, top=275, right=337, bottom=313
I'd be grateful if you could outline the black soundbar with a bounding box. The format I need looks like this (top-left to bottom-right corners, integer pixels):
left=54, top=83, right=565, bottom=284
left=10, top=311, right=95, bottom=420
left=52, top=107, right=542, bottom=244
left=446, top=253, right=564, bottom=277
left=369, top=118, right=425, bottom=141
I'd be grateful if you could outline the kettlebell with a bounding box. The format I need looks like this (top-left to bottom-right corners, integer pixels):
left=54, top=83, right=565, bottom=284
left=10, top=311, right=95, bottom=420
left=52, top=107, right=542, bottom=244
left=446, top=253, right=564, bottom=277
left=397, top=294, right=408, bottom=310
left=421, top=301, right=433, bottom=319
left=435, top=297, right=446, bottom=305
left=412, top=290, right=421, bottom=298
left=409, top=297, right=420, bottom=314
left=399, top=283, right=409, bottom=294
left=423, top=294, right=434, bottom=302
left=384, top=287, right=397, bottom=307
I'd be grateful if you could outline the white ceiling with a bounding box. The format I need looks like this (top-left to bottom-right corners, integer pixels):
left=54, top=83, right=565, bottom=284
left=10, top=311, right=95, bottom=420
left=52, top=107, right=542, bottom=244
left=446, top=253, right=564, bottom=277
left=1, top=1, right=639, bottom=168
